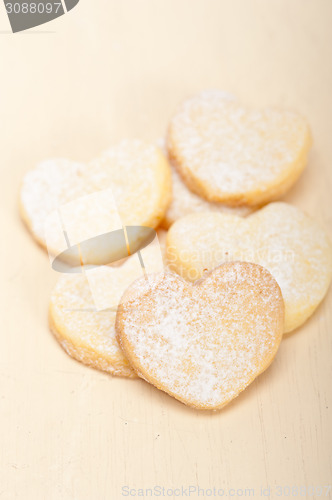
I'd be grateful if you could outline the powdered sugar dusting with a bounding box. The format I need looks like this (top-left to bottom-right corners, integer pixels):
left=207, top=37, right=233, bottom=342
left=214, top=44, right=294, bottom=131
left=89, top=139, right=171, bottom=226
left=167, top=202, right=332, bottom=332
left=20, top=140, right=171, bottom=254
left=50, top=228, right=168, bottom=376
left=167, top=90, right=310, bottom=202
left=50, top=268, right=138, bottom=378
left=118, top=262, right=284, bottom=409
left=21, top=158, right=92, bottom=239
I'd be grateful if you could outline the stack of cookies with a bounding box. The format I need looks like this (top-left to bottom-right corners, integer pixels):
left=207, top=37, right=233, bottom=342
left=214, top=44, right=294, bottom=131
left=20, top=90, right=332, bottom=410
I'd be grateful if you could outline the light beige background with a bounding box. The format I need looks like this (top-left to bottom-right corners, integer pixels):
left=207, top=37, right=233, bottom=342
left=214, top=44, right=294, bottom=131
left=0, top=1, right=331, bottom=499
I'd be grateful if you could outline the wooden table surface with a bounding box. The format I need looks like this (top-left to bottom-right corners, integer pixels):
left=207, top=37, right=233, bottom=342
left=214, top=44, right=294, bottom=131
left=0, top=1, right=331, bottom=498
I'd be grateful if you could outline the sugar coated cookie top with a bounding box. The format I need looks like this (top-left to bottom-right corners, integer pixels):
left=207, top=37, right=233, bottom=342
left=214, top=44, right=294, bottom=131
left=167, top=90, right=311, bottom=206
left=166, top=202, right=332, bottom=332
left=116, top=262, right=284, bottom=409
left=50, top=271, right=136, bottom=378
left=20, top=140, right=172, bottom=259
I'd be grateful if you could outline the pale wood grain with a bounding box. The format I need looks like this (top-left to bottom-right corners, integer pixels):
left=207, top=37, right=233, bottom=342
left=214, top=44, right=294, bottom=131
left=0, top=1, right=331, bottom=498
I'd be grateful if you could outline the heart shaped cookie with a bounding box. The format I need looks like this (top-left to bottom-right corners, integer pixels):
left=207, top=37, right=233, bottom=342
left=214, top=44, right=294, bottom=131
left=49, top=270, right=136, bottom=378
left=20, top=140, right=172, bottom=260
left=167, top=90, right=311, bottom=206
left=49, top=230, right=166, bottom=377
left=166, top=202, right=332, bottom=332
left=116, top=262, right=284, bottom=410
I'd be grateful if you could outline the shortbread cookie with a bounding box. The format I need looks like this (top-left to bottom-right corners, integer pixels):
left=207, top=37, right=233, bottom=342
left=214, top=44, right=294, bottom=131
left=162, top=160, right=253, bottom=228
left=167, top=90, right=311, bottom=206
left=20, top=140, right=172, bottom=259
left=49, top=229, right=167, bottom=376
left=116, top=262, right=284, bottom=410
left=167, top=202, right=332, bottom=332
left=49, top=271, right=136, bottom=378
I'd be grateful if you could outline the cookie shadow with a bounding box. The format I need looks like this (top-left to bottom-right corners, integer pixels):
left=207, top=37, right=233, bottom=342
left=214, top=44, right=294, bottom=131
left=130, top=353, right=283, bottom=418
